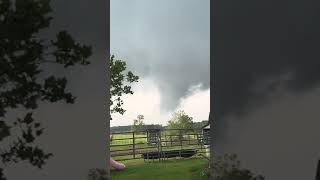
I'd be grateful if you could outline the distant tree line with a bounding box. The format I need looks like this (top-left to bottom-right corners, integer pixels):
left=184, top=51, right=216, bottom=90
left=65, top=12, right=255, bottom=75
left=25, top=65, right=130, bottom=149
left=110, top=124, right=164, bottom=133
left=110, top=117, right=208, bottom=134
left=193, top=120, right=208, bottom=130
left=131, top=115, right=145, bottom=133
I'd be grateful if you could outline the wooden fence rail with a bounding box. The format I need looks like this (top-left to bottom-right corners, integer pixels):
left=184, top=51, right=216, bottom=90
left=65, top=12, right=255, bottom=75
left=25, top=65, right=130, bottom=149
left=110, top=128, right=210, bottom=161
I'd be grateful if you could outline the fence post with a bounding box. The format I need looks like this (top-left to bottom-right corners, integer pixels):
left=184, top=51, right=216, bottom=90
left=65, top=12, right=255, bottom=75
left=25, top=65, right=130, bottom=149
left=200, top=132, right=203, bottom=154
left=164, top=134, right=167, bottom=146
left=180, top=129, right=182, bottom=149
left=158, top=130, right=162, bottom=162
left=197, top=134, right=199, bottom=145
left=132, top=132, right=136, bottom=159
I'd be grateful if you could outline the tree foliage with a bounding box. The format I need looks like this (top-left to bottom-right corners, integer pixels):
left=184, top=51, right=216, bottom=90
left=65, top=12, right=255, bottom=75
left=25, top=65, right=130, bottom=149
left=202, top=154, right=265, bottom=180
left=109, top=55, right=139, bottom=118
left=167, top=110, right=194, bottom=130
left=0, top=0, right=92, bottom=179
left=166, top=110, right=194, bottom=139
left=111, top=124, right=163, bottom=133
left=131, top=114, right=145, bottom=133
left=192, top=120, right=208, bottom=130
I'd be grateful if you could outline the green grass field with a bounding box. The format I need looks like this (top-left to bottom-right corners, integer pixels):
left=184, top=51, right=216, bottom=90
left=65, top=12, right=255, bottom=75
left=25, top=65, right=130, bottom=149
left=111, top=158, right=208, bottom=180
left=111, top=133, right=201, bottom=145
left=110, top=132, right=209, bottom=179
left=111, top=134, right=147, bottom=145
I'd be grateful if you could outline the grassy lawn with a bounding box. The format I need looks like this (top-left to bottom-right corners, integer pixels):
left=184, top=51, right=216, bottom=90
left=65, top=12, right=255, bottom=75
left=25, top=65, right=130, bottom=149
left=111, top=134, right=147, bottom=145
left=111, top=157, right=208, bottom=180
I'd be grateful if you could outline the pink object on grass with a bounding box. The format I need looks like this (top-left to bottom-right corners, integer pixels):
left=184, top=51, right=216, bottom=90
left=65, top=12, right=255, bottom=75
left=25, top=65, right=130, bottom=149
left=109, top=134, right=125, bottom=171
left=110, top=158, right=126, bottom=171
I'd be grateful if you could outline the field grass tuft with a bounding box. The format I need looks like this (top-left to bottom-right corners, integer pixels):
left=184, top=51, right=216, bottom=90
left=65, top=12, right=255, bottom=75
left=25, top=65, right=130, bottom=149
left=111, top=158, right=208, bottom=180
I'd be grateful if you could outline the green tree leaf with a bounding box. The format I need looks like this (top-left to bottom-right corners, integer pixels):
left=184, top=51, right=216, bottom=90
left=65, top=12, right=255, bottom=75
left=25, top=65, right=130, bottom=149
left=109, top=55, right=139, bottom=118
left=0, top=0, right=92, bottom=178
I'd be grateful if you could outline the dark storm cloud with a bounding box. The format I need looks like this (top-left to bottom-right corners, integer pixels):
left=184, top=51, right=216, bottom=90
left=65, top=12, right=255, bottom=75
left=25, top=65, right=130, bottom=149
left=212, top=0, right=320, bottom=179
left=111, top=0, right=210, bottom=112
left=5, top=0, right=108, bottom=179
left=219, top=88, right=320, bottom=180
left=213, top=0, right=320, bottom=142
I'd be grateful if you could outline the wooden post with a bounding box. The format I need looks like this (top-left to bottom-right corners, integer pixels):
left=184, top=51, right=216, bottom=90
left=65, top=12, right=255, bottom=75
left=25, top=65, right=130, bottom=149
left=132, top=132, right=136, bottom=159
left=147, top=130, right=149, bottom=145
left=180, top=129, right=182, bottom=158
left=180, top=129, right=182, bottom=149
left=200, top=132, right=203, bottom=154
left=196, top=134, right=199, bottom=145
left=158, top=130, right=162, bottom=162
left=164, top=134, right=167, bottom=146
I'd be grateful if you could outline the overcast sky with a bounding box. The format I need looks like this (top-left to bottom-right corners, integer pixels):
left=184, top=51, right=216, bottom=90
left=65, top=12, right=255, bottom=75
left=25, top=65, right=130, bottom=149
left=110, top=0, right=210, bottom=127
left=5, top=0, right=320, bottom=179
left=3, top=1, right=209, bottom=179
left=213, top=0, right=320, bottom=179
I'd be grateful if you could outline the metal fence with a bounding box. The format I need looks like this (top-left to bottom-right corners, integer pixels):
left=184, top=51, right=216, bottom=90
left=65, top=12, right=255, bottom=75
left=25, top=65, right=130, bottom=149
left=110, top=128, right=211, bottom=161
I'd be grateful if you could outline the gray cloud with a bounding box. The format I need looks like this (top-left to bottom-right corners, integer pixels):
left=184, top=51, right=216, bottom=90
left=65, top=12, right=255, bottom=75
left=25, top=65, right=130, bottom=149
left=111, top=0, right=210, bottom=112
left=212, top=0, right=320, bottom=179
left=219, top=87, right=320, bottom=180
left=213, top=0, right=320, bottom=143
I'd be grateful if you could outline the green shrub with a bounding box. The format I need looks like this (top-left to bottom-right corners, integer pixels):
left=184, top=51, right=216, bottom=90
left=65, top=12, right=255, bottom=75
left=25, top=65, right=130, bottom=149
left=202, top=154, right=265, bottom=180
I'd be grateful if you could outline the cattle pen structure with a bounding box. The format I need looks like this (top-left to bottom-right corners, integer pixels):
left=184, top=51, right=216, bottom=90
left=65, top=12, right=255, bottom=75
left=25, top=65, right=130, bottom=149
left=110, top=128, right=211, bottom=162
